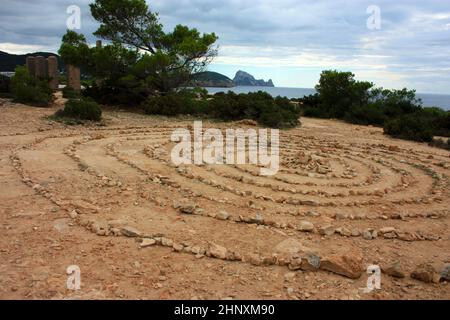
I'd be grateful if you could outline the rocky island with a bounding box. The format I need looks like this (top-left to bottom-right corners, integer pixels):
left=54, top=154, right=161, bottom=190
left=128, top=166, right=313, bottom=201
left=189, top=70, right=275, bottom=87
left=233, top=70, right=275, bottom=87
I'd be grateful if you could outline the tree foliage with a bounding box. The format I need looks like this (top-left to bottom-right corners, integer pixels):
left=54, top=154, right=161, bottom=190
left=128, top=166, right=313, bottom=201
left=58, top=30, right=90, bottom=66
left=315, top=70, right=374, bottom=118
left=300, top=70, right=449, bottom=144
left=10, top=66, right=53, bottom=107
left=89, top=0, right=218, bottom=92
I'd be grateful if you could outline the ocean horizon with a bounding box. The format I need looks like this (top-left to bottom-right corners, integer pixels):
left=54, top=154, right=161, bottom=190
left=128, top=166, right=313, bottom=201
left=204, top=86, right=450, bottom=111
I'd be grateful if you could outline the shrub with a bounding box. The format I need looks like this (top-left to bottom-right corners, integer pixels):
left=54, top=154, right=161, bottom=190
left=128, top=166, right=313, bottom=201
left=0, top=74, right=12, bottom=98
left=298, top=93, right=320, bottom=108
left=55, top=98, right=102, bottom=121
left=383, top=112, right=435, bottom=142
left=62, top=86, right=80, bottom=99
left=142, top=90, right=301, bottom=128
left=83, top=81, right=146, bottom=106
left=10, top=66, right=53, bottom=107
left=208, top=91, right=300, bottom=128
left=344, top=103, right=386, bottom=126
left=0, top=74, right=11, bottom=93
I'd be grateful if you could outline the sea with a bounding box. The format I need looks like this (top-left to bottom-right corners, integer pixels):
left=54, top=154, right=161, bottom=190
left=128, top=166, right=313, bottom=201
left=204, top=86, right=450, bottom=111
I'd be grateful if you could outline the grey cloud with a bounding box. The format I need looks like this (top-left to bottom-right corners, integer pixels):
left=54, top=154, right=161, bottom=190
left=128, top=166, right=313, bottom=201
left=0, top=0, right=449, bottom=91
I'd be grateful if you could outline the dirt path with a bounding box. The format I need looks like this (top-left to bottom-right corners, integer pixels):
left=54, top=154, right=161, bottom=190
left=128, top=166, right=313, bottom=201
left=0, top=97, right=449, bottom=300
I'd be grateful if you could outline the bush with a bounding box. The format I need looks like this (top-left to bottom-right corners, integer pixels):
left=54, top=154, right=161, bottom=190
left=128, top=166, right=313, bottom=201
left=208, top=91, right=300, bottom=128
left=0, top=75, right=12, bottom=98
left=144, top=93, right=203, bottom=117
left=83, top=81, right=147, bottom=106
left=62, top=86, right=80, bottom=99
left=10, top=66, right=53, bottom=107
left=0, top=74, right=11, bottom=93
left=298, top=93, right=320, bottom=108
left=55, top=98, right=102, bottom=121
left=142, top=90, right=301, bottom=128
left=344, top=103, right=386, bottom=126
left=383, top=112, right=435, bottom=142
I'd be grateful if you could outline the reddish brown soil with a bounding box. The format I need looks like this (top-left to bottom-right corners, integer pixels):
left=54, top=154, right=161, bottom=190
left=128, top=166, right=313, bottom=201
left=0, top=95, right=449, bottom=300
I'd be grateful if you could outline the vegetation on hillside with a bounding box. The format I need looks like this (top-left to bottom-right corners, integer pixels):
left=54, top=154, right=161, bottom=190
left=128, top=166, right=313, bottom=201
left=143, top=90, right=301, bottom=128
left=299, top=70, right=450, bottom=143
left=189, top=71, right=234, bottom=87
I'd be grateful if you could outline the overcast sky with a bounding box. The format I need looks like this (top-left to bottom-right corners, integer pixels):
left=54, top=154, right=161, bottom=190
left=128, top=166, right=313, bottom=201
left=1, top=0, right=450, bottom=93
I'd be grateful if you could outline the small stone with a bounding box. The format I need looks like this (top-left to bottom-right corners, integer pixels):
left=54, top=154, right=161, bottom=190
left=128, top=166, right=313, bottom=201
left=379, top=227, right=396, bottom=234
left=140, top=238, right=156, bottom=248
left=440, top=263, right=450, bottom=282
left=91, top=221, right=108, bottom=236
left=319, top=225, right=335, bottom=236
left=383, top=232, right=397, bottom=239
left=208, top=242, right=227, bottom=260
left=362, top=229, right=373, bottom=240
left=246, top=253, right=262, bottom=266
left=274, top=238, right=308, bottom=257
left=161, top=237, right=173, bottom=247
left=382, top=261, right=405, bottom=278
left=397, top=232, right=416, bottom=242
left=335, top=212, right=348, bottom=220
left=411, top=263, right=440, bottom=283
left=320, top=251, right=364, bottom=279
left=351, top=229, right=361, bottom=237
left=216, top=211, right=230, bottom=220
left=284, top=272, right=296, bottom=281
left=173, top=243, right=183, bottom=252
left=120, top=226, right=141, bottom=237
left=179, top=204, right=196, bottom=214
left=298, top=220, right=314, bottom=232
left=250, top=213, right=264, bottom=224
left=336, top=227, right=351, bottom=237
left=300, top=253, right=321, bottom=271
left=68, top=210, right=78, bottom=219
left=306, top=211, right=320, bottom=217
left=288, top=257, right=302, bottom=271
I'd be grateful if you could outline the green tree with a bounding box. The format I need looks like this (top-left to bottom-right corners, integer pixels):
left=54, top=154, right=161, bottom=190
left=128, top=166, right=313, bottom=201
left=10, top=66, right=52, bottom=107
left=315, top=70, right=373, bottom=118
left=90, top=0, right=218, bottom=93
left=58, top=30, right=90, bottom=66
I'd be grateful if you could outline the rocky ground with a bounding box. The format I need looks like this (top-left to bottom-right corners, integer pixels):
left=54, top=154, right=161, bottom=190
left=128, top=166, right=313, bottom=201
left=0, top=94, right=449, bottom=300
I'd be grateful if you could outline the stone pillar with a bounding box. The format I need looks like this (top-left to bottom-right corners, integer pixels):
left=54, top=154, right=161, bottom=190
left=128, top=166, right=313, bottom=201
left=26, top=56, right=36, bottom=76
left=67, top=64, right=81, bottom=92
left=35, top=56, right=47, bottom=79
left=47, top=56, right=59, bottom=90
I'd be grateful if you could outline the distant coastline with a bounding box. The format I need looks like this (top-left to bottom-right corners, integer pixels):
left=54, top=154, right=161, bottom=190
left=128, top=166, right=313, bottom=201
left=190, top=70, right=274, bottom=88
left=203, top=86, right=450, bottom=111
